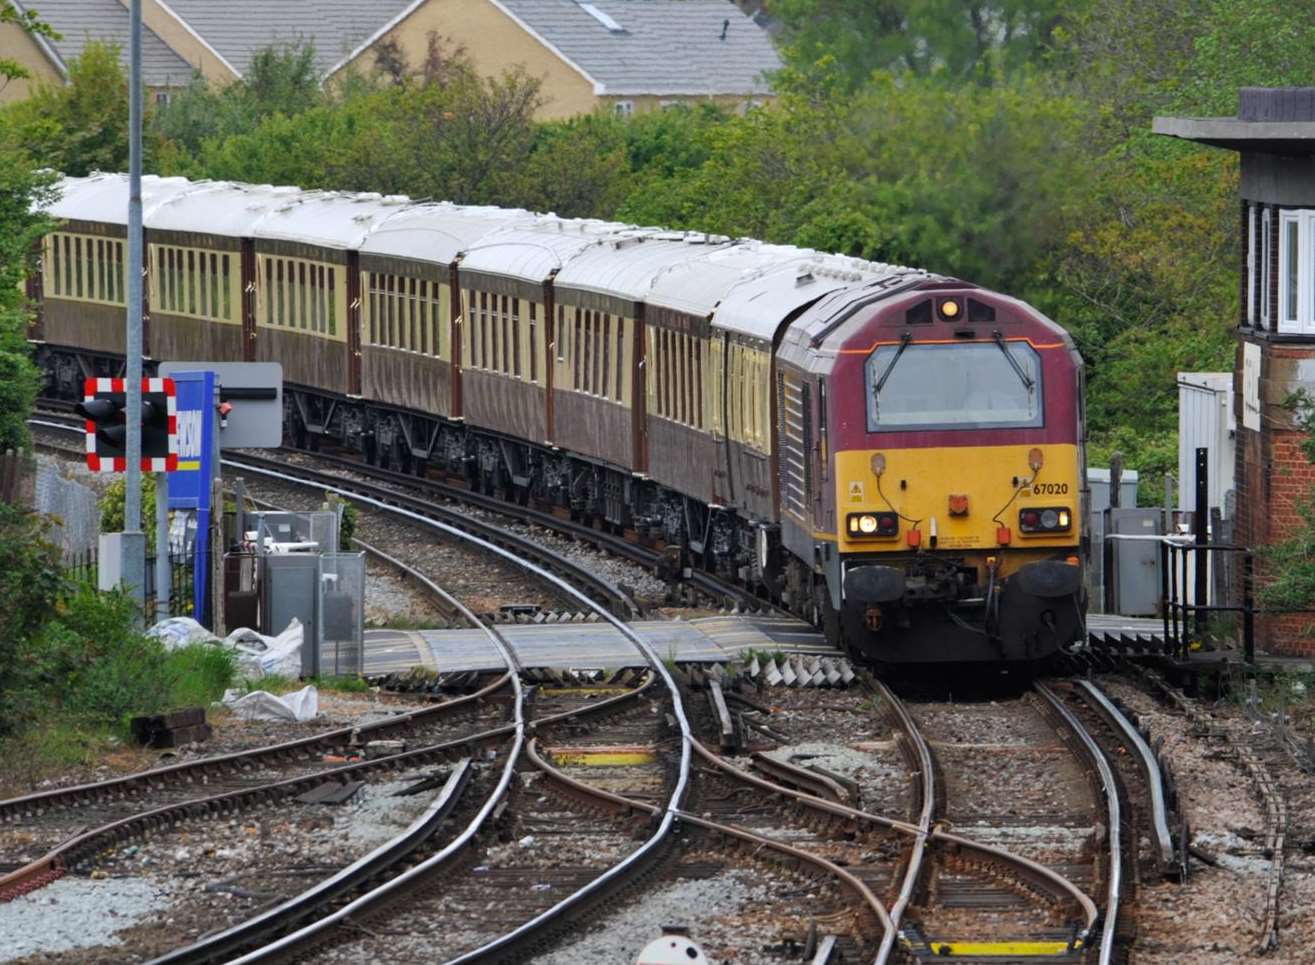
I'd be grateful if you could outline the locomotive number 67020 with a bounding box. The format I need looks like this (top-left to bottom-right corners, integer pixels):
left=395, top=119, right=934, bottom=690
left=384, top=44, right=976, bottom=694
left=1029, top=483, right=1069, bottom=496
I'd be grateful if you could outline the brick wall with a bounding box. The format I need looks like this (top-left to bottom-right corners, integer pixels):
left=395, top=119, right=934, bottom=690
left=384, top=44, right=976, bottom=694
left=1237, top=336, right=1315, bottom=655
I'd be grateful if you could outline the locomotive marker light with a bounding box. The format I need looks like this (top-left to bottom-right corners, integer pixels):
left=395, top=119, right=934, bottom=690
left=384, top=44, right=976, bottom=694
left=1019, top=507, right=1072, bottom=534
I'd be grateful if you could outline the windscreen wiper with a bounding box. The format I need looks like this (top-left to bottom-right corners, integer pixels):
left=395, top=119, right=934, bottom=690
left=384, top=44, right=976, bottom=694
left=871, top=332, right=912, bottom=419
left=874, top=331, right=913, bottom=396
left=992, top=330, right=1034, bottom=392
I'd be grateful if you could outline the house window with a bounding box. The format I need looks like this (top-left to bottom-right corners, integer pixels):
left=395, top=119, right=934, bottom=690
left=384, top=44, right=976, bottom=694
left=1281, top=211, right=1300, bottom=327
left=155, top=91, right=171, bottom=106
left=613, top=100, right=633, bottom=117
left=1274, top=209, right=1315, bottom=336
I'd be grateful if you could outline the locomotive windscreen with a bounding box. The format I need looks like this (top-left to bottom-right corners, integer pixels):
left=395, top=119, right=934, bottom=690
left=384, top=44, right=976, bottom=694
left=865, top=341, right=1043, bottom=431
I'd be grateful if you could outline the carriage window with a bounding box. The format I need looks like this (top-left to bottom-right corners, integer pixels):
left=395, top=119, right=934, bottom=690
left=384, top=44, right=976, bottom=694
left=528, top=302, right=537, bottom=383
left=865, top=341, right=1043, bottom=431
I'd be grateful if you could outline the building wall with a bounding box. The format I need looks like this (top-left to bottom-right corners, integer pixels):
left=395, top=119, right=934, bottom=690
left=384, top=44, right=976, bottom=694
left=0, top=21, right=62, bottom=104
left=342, top=0, right=598, bottom=120
left=1234, top=335, right=1315, bottom=656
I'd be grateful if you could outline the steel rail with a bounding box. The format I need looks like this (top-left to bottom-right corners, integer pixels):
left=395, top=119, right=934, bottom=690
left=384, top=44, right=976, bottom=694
left=268, top=443, right=782, bottom=616
left=31, top=411, right=776, bottom=615
left=1074, top=678, right=1176, bottom=872
left=146, top=760, right=474, bottom=965
left=689, top=740, right=1099, bottom=944
left=0, top=672, right=511, bottom=824
left=220, top=533, right=527, bottom=964
left=207, top=458, right=694, bottom=965
left=868, top=676, right=936, bottom=963
left=26, top=419, right=636, bottom=620
left=526, top=737, right=896, bottom=939
left=1035, top=681, right=1121, bottom=965
left=226, top=453, right=639, bottom=619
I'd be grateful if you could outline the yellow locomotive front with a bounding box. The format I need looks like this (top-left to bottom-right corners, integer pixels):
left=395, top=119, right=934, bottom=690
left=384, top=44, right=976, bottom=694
left=808, top=290, right=1087, bottom=666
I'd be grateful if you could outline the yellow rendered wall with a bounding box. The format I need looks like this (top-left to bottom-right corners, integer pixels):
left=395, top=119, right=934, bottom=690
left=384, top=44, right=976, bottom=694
left=600, top=93, right=769, bottom=116
left=337, top=0, right=598, bottom=120
left=0, top=21, right=62, bottom=104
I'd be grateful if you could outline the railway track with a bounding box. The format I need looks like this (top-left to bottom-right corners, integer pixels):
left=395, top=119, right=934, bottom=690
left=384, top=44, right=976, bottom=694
left=29, top=407, right=775, bottom=616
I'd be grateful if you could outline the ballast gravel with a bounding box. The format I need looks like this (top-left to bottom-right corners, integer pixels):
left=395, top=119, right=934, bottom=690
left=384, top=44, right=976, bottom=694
left=533, top=869, right=760, bottom=965
left=0, top=877, right=162, bottom=958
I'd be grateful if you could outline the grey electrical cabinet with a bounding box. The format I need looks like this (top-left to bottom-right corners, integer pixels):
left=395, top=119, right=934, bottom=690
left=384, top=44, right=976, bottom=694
left=1103, top=508, right=1163, bottom=617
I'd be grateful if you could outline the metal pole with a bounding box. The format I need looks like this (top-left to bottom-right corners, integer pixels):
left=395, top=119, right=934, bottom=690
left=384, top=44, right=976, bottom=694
left=1193, top=447, right=1209, bottom=640
left=123, top=0, right=145, bottom=612
left=155, top=472, right=170, bottom=620
left=1243, top=553, right=1255, bottom=664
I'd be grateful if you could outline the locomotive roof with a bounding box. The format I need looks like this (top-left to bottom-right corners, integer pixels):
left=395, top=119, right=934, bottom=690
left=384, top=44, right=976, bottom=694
left=458, top=217, right=629, bottom=284
left=359, top=203, right=536, bottom=266
left=44, top=173, right=200, bottom=225
left=250, top=190, right=413, bottom=249
left=644, top=241, right=910, bottom=341
left=552, top=230, right=734, bottom=306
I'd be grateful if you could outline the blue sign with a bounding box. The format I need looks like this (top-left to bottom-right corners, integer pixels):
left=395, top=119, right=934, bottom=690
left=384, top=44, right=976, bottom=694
left=166, top=370, right=218, bottom=623
left=167, top=370, right=217, bottom=513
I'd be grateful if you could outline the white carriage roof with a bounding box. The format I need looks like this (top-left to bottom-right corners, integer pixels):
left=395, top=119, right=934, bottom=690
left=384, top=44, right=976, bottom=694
left=44, top=174, right=200, bottom=226
left=250, top=191, right=413, bottom=249
left=552, top=230, right=732, bottom=304
left=146, top=181, right=305, bottom=236
left=457, top=217, right=629, bottom=284
left=359, top=203, right=537, bottom=266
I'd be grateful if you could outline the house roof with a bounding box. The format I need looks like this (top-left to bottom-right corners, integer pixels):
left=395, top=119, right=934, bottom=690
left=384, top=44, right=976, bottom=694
left=20, top=0, right=193, bottom=86
left=160, top=0, right=414, bottom=79
left=495, top=0, right=780, bottom=96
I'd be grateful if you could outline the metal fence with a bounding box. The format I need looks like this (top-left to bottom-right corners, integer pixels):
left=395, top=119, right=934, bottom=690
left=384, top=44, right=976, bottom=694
left=61, top=549, right=198, bottom=625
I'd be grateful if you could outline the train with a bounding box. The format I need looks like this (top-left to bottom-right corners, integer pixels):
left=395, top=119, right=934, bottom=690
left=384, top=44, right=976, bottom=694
left=30, top=173, right=1088, bottom=666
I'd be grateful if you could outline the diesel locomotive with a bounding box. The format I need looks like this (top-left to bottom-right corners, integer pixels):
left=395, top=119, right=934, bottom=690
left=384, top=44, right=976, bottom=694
left=30, top=174, right=1087, bottom=666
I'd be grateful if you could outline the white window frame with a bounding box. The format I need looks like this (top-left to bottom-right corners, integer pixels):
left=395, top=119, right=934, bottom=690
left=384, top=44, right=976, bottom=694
left=1261, top=207, right=1271, bottom=329
left=1246, top=203, right=1257, bottom=325
left=1279, top=209, right=1301, bottom=331
left=613, top=100, right=633, bottom=117
left=1276, top=208, right=1315, bottom=336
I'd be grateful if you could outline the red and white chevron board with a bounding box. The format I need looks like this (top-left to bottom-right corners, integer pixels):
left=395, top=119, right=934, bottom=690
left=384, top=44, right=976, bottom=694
left=83, top=376, right=179, bottom=473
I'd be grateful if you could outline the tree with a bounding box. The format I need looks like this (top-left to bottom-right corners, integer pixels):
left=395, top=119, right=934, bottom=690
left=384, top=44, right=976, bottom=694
left=152, top=42, right=322, bottom=161
left=774, top=0, right=1070, bottom=89
left=0, top=40, right=130, bottom=176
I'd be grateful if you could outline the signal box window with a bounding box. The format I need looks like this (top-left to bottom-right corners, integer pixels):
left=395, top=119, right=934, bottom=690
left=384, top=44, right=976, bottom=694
left=865, top=341, right=1043, bottom=432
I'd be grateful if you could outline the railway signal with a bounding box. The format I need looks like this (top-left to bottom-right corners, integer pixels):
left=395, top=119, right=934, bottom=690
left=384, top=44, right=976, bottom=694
left=76, top=376, right=178, bottom=472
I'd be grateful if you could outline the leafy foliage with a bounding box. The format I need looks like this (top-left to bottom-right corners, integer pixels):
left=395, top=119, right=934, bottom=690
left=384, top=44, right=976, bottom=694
left=1257, top=392, right=1315, bottom=612
left=99, top=473, right=159, bottom=546
left=0, top=41, right=130, bottom=176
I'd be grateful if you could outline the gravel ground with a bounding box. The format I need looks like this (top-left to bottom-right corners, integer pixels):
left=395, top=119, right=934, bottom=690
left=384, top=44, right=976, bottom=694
left=1099, top=675, right=1315, bottom=963
left=0, top=765, right=467, bottom=963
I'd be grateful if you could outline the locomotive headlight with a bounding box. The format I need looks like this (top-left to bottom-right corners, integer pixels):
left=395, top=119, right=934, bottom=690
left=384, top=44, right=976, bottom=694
left=939, top=299, right=960, bottom=319
left=847, top=512, right=899, bottom=538
left=1040, top=509, right=1059, bottom=530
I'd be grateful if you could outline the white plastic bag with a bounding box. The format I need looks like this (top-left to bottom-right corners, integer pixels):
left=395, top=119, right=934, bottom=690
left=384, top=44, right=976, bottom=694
left=221, top=684, right=319, bottom=722
left=223, top=618, right=304, bottom=680
left=146, top=616, right=219, bottom=651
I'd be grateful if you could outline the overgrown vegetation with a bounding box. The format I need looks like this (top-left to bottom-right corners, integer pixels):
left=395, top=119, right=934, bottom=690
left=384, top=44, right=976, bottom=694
left=0, top=505, right=237, bottom=778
